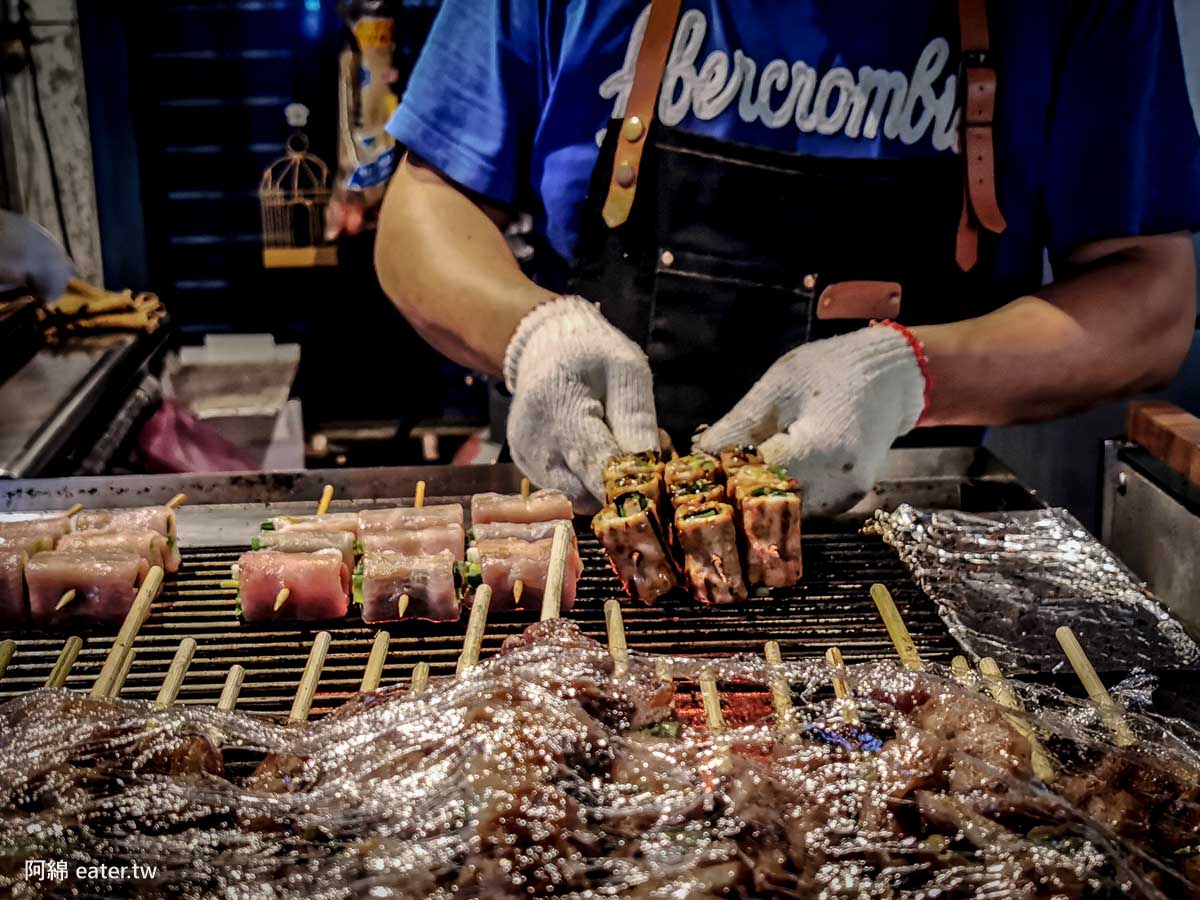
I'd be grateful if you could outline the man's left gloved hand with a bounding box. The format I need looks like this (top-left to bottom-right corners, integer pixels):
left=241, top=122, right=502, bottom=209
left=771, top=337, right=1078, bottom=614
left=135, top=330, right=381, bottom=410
left=694, top=324, right=929, bottom=515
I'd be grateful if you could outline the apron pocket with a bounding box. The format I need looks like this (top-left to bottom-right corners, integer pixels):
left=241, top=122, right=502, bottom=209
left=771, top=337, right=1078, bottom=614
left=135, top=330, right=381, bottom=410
left=648, top=248, right=814, bottom=438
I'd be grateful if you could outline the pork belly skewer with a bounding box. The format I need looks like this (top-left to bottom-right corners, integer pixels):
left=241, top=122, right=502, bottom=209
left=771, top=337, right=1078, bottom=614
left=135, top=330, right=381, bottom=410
left=823, top=646, right=861, bottom=727
left=0, top=514, right=72, bottom=554
left=471, top=487, right=573, bottom=525
left=86, top=565, right=164, bottom=699
left=409, top=662, right=431, bottom=695
left=231, top=550, right=351, bottom=622
left=604, top=599, right=629, bottom=677
left=45, top=636, right=84, bottom=688
left=358, top=550, right=458, bottom=623
left=154, top=638, right=197, bottom=710
left=218, top=665, right=245, bottom=712
left=1055, top=625, right=1135, bottom=747
left=728, top=465, right=803, bottom=587
left=978, top=657, right=1055, bottom=781
left=359, top=631, right=390, bottom=693
left=75, top=505, right=182, bottom=573
left=674, top=501, right=747, bottom=604
left=869, top=583, right=923, bottom=670
left=763, top=640, right=797, bottom=736
left=455, top=585, right=492, bottom=676
left=593, top=497, right=677, bottom=605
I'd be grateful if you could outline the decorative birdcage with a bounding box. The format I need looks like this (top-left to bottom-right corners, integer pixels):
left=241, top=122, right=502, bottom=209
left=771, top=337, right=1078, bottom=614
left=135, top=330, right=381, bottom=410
left=259, top=103, right=337, bottom=268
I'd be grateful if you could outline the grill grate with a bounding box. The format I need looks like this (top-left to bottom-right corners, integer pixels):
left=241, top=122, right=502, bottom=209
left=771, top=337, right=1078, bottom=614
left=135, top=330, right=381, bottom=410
left=0, top=525, right=958, bottom=717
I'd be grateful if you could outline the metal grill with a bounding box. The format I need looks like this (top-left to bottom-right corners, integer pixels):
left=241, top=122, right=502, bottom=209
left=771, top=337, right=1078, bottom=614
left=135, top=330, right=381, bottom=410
left=0, top=523, right=957, bottom=717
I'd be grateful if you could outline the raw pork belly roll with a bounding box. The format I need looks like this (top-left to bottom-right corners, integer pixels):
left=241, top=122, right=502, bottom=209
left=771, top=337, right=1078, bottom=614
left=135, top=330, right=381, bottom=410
left=471, top=489, right=573, bottom=525
left=59, top=529, right=171, bottom=572
left=358, top=504, right=464, bottom=532
left=360, top=523, right=465, bottom=560
left=664, top=451, right=723, bottom=489
left=27, top=552, right=150, bottom=626
left=471, top=519, right=576, bottom=547
left=728, top=465, right=803, bottom=587
left=473, top=537, right=582, bottom=613
left=591, top=501, right=677, bottom=605
left=237, top=549, right=350, bottom=622
left=264, top=512, right=360, bottom=537
left=358, top=549, right=459, bottom=623
left=75, top=506, right=181, bottom=572
left=718, top=445, right=763, bottom=479
left=0, top=550, right=28, bottom=621
left=674, top=502, right=747, bottom=605
left=0, top=516, right=71, bottom=553
left=252, top=530, right=357, bottom=569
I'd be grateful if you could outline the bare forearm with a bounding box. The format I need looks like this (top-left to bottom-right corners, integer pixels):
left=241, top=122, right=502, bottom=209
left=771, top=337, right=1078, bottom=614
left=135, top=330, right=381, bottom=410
left=374, top=154, right=557, bottom=375
left=914, top=233, right=1196, bottom=427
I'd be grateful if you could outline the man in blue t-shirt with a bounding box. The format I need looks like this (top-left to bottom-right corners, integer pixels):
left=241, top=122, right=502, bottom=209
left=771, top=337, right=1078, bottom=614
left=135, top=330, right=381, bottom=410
left=372, top=0, right=1200, bottom=513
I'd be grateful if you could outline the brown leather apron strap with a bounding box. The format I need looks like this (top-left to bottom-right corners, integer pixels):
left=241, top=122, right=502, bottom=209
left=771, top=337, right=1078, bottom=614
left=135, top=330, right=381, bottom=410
left=956, top=0, right=1006, bottom=271
left=602, top=0, right=683, bottom=228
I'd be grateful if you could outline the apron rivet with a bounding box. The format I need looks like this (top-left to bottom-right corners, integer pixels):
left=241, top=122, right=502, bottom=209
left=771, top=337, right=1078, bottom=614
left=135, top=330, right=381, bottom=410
left=615, top=162, right=637, bottom=188
left=803, top=274, right=817, bottom=290
left=660, top=250, right=674, bottom=267
left=622, top=115, right=645, bottom=142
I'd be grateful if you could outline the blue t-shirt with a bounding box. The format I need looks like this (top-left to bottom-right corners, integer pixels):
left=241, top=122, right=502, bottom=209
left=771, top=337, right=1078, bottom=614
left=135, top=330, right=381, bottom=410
left=387, top=1, right=1200, bottom=286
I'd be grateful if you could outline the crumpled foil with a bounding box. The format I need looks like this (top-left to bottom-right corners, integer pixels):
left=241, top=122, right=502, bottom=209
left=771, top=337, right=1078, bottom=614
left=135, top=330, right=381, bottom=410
left=864, top=504, right=1200, bottom=673
left=1, top=619, right=1199, bottom=899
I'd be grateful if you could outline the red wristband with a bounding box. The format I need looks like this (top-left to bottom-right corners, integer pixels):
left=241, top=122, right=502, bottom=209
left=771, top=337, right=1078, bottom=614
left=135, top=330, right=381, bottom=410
left=871, top=319, right=933, bottom=424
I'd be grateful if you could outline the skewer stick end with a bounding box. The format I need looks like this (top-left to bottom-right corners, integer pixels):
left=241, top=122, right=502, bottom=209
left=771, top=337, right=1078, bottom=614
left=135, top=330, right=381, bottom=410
left=273, top=587, right=290, bottom=612
left=166, top=493, right=188, bottom=510
left=414, top=480, right=426, bottom=509
left=397, top=594, right=409, bottom=619
left=316, top=484, right=334, bottom=516
left=64, top=503, right=84, bottom=518
left=512, top=580, right=524, bottom=605
left=520, top=477, right=530, bottom=500
left=410, top=660, right=430, bottom=695
left=55, top=589, right=77, bottom=611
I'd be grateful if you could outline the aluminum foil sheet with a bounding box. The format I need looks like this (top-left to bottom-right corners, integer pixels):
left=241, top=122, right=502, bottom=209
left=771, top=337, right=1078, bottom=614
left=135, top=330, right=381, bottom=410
left=1, top=620, right=1199, bottom=898
left=864, top=504, right=1200, bottom=673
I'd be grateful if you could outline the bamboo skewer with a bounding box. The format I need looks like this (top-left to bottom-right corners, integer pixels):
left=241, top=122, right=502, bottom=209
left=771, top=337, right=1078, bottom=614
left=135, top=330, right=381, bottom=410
left=64, top=503, right=84, bottom=518
left=950, top=655, right=972, bottom=680
left=604, top=599, right=629, bottom=677
left=698, top=669, right=726, bottom=735
left=978, top=656, right=1056, bottom=781
left=520, top=477, right=530, bottom=500
left=0, top=639, right=13, bottom=683
left=316, top=485, right=334, bottom=516
left=539, top=521, right=572, bottom=622
left=273, top=588, right=290, bottom=612
left=410, top=661, right=430, bottom=695
left=90, top=565, right=164, bottom=699
left=166, top=493, right=188, bottom=510
left=288, top=631, right=332, bottom=725
left=55, top=589, right=76, bottom=611
left=360, top=631, right=390, bottom=693
left=413, top=481, right=426, bottom=509
left=45, top=636, right=83, bottom=689
left=108, top=649, right=136, bottom=698
left=512, top=581, right=524, bottom=605
left=1055, top=626, right=1135, bottom=747
left=869, top=583, right=923, bottom=671
left=824, top=646, right=861, bottom=727
left=154, top=637, right=197, bottom=709
left=764, top=641, right=797, bottom=733
left=456, top=584, right=492, bottom=677
left=218, top=665, right=245, bottom=712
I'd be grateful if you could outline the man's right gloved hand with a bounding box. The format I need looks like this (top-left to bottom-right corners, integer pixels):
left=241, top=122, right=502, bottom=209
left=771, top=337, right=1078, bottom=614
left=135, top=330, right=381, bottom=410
left=503, top=295, right=659, bottom=508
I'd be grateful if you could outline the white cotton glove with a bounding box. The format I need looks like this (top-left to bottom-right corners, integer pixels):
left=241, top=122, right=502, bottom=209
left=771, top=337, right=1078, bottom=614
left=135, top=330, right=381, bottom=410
left=504, top=295, right=659, bottom=508
left=694, top=325, right=927, bottom=516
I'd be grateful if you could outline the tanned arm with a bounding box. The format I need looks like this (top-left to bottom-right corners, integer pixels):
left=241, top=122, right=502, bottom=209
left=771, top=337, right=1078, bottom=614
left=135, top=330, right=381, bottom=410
left=374, top=153, right=557, bottom=375
left=915, top=233, right=1196, bottom=426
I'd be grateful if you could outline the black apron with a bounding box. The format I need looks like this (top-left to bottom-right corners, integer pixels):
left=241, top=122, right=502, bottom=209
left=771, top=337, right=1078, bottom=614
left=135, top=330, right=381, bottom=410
left=568, top=119, right=1007, bottom=446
